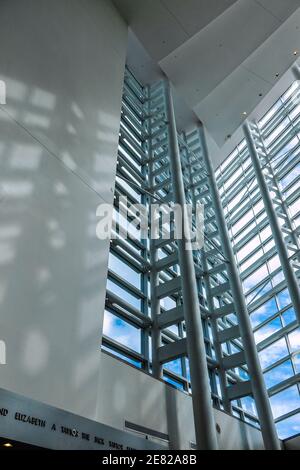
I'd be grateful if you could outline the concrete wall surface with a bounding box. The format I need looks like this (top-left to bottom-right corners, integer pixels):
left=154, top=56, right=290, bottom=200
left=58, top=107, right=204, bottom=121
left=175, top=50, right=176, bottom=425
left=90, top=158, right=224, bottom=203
left=0, top=0, right=127, bottom=420
left=97, top=352, right=265, bottom=450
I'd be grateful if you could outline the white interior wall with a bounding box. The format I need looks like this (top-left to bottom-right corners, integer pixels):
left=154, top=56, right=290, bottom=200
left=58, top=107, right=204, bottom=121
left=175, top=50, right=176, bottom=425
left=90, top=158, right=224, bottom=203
left=97, top=352, right=265, bottom=450
left=284, top=434, right=300, bottom=450
left=0, top=0, right=127, bottom=420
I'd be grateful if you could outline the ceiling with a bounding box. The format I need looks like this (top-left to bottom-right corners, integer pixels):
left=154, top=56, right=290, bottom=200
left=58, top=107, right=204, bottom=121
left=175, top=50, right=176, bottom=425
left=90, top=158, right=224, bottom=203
left=112, top=0, right=300, bottom=150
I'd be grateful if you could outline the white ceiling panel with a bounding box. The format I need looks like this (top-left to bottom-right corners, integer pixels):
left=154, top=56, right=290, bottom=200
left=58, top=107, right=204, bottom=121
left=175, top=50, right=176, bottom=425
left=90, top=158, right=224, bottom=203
left=254, top=0, right=300, bottom=22
left=112, top=0, right=189, bottom=60
left=194, top=66, right=271, bottom=147
left=113, top=0, right=300, bottom=150
left=112, top=0, right=241, bottom=61
left=125, top=32, right=198, bottom=133
left=160, top=0, right=238, bottom=36
left=159, top=0, right=280, bottom=105
left=193, top=7, right=300, bottom=146
left=243, top=8, right=300, bottom=84
left=126, top=30, right=164, bottom=85
left=209, top=62, right=299, bottom=167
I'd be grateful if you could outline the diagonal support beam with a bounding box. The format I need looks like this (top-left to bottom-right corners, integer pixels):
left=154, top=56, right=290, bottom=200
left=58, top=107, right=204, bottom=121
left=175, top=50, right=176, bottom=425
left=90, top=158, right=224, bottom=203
left=199, top=123, right=280, bottom=450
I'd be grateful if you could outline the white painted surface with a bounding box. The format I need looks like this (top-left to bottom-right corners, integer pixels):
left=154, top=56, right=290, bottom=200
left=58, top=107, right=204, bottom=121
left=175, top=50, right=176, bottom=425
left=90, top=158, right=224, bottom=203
left=0, top=0, right=127, bottom=420
left=114, top=0, right=300, bottom=148
left=213, top=59, right=300, bottom=168
left=284, top=434, right=300, bottom=449
left=97, top=352, right=265, bottom=450
left=113, top=0, right=238, bottom=61
left=194, top=8, right=300, bottom=147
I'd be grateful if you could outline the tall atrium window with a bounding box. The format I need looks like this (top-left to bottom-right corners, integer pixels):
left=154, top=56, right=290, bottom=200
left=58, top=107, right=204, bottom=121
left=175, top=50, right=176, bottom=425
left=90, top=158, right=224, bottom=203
left=103, top=66, right=300, bottom=441
left=216, top=77, right=300, bottom=439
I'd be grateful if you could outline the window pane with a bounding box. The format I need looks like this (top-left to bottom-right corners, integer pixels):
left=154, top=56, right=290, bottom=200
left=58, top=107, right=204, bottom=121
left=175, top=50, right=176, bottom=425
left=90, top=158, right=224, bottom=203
left=282, top=307, right=297, bottom=326
left=236, top=235, right=260, bottom=263
left=254, top=317, right=282, bottom=344
left=270, top=386, right=300, bottom=419
left=243, top=264, right=268, bottom=293
left=276, top=413, right=300, bottom=439
left=107, top=278, right=141, bottom=310
left=250, top=298, right=278, bottom=328
left=164, top=358, right=183, bottom=376
left=264, top=360, right=294, bottom=389
left=288, top=328, right=300, bottom=352
left=102, top=345, right=142, bottom=368
left=163, top=375, right=184, bottom=390
left=259, top=338, right=289, bottom=369
left=277, top=289, right=292, bottom=309
left=109, top=252, right=141, bottom=289
left=241, top=396, right=257, bottom=416
left=103, top=310, right=141, bottom=352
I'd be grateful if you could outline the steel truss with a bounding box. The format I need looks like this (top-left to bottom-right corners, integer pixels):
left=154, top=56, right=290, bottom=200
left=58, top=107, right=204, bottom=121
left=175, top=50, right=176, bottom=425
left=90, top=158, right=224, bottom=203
left=103, top=69, right=285, bottom=449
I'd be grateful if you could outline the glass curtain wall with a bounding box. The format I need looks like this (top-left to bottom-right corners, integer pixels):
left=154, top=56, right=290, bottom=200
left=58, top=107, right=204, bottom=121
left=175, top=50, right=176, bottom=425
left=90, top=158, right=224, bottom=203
left=216, top=78, right=300, bottom=439
left=102, top=68, right=264, bottom=430
left=102, top=64, right=300, bottom=441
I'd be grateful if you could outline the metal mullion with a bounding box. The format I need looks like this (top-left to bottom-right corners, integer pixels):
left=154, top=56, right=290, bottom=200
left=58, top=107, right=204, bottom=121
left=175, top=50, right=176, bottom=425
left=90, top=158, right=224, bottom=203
left=257, top=321, right=298, bottom=353
left=274, top=151, right=300, bottom=179
left=276, top=157, right=300, bottom=185
left=114, top=181, right=141, bottom=206
left=274, top=407, right=300, bottom=424
left=140, top=111, right=151, bottom=372
left=252, top=310, right=283, bottom=334
left=265, top=144, right=300, bottom=175
left=272, top=142, right=300, bottom=176
left=256, top=123, right=300, bottom=256
left=123, top=81, right=145, bottom=110
left=284, top=185, right=300, bottom=207
left=222, top=169, right=256, bottom=210
left=122, top=91, right=143, bottom=119
left=261, top=104, right=294, bottom=139
left=248, top=277, right=289, bottom=314
left=119, top=137, right=145, bottom=166
left=124, top=70, right=144, bottom=98
left=125, top=66, right=144, bottom=93
left=124, top=78, right=145, bottom=105
left=116, top=199, right=143, bottom=225
left=105, top=303, right=148, bottom=330
left=120, top=129, right=147, bottom=162
left=261, top=353, right=294, bottom=379
left=121, top=115, right=143, bottom=144
left=223, top=176, right=257, bottom=216
left=122, top=105, right=143, bottom=130
left=108, top=270, right=145, bottom=300
left=227, top=192, right=261, bottom=229
left=181, top=131, right=220, bottom=396
left=115, top=221, right=143, bottom=250
left=233, top=217, right=270, bottom=253
left=102, top=335, right=145, bottom=364
left=273, top=144, right=300, bottom=174
left=163, top=369, right=188, bottom=389
left=217, top=150, right=249, bottom=186
left=117, top=155, right=145, bottom=184
left=121, top=114, right=143, bottom=143
left=225, top=185, right=259, bottom=221
left=239, top=246, right=277, bottom=281
left=110, top=243, right=146, bottom=273
left=106, top=290, right=150, bottom=326
left=119, top=141, right=143, bottom=168
left=268, top=122, right=300, bottom=159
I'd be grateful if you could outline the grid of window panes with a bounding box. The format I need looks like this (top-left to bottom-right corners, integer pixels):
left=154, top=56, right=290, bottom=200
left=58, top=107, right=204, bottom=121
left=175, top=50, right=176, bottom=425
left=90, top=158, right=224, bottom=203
left=102, top=69, right=194, bottom=390
left=102, top=69, right=148, bottom=370
left=102, top=69, right=262, bottom=429
left=216, top=78, right=300, bottom=439
left=180, top=130, right=260, bottom=427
